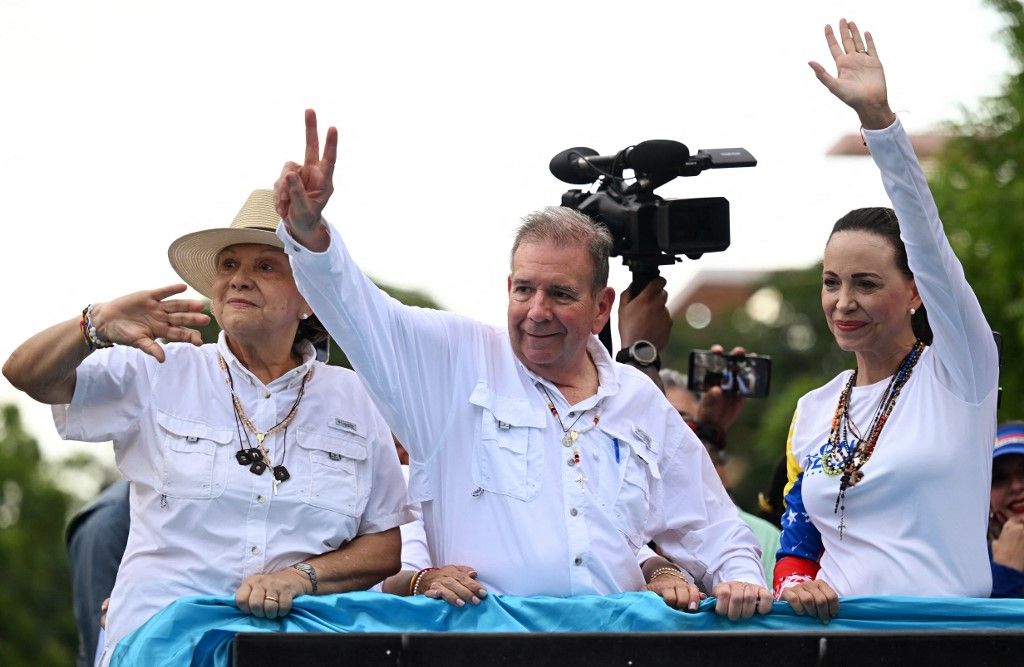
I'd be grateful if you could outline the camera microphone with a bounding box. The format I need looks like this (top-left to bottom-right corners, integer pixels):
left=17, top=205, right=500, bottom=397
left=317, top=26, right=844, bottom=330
left=549, top=140, right=691, bottom=185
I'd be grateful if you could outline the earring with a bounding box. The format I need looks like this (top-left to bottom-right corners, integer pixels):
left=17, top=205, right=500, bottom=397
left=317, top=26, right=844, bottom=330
left=909, top=307, right=916, bottom=315
left=300, top=313, right=309, bottom=320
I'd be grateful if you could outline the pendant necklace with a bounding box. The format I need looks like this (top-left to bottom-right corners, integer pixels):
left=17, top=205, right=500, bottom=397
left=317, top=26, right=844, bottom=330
left=218, top=354, right=313, bottom=494
left=821, top=340, right=924, bottom=538
left=537, top=383, right=603, bottom=490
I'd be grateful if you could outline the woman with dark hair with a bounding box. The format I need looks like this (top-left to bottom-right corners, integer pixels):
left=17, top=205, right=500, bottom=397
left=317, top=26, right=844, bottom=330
left=772, top=20, right=999, bottom=621
left=3, top=190, right=410, bottom=665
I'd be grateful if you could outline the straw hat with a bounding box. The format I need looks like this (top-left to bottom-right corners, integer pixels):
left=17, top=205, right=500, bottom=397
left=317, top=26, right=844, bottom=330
left=168, top=190, right=283, bottom=298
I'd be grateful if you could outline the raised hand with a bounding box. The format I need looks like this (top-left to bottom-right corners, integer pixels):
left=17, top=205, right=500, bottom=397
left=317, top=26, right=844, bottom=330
left=274, top=109, right=338, bottom=246
left=809, top=18, right=895, bottom=130
left=89, top=284, right=209, bottom=362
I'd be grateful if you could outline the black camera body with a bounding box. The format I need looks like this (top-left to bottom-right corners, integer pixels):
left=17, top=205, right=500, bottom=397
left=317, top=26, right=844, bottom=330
left=550, top=141, right=755, bottom=285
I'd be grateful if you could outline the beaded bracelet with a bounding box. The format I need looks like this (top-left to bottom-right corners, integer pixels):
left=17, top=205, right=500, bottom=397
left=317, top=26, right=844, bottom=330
left=81, top=304, right=114, bottom=351
left=649, top=567, right=691, bottom=585
left=409, top=567, right=437, bottom=596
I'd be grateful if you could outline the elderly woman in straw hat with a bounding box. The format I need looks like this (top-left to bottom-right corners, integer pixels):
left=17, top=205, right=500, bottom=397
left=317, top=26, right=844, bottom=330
left=3, top=190, right=410, bottom=664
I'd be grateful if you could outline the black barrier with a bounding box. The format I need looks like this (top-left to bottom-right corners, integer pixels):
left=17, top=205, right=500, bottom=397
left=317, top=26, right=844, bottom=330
left=232, top=631, right=1024, bottom=666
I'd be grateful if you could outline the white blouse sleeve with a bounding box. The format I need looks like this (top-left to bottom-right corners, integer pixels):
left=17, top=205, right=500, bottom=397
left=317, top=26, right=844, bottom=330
left=864, top=118, right=999, bottom=404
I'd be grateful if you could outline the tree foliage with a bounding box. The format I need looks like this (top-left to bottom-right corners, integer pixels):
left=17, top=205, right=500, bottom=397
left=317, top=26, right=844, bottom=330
left=0, top=404, right=79, bottom=666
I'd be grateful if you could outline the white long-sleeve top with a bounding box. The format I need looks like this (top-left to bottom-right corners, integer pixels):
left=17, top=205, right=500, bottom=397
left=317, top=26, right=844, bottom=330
left=278, top=224, right=765, bottom=595
left=783, top=118, right=999, bottom=596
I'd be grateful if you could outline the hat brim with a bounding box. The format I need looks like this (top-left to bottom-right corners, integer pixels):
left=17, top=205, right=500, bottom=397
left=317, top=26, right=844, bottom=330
left=167, top=226, right=283, bottom=299
left=994, top=442, right=1024, bottom=460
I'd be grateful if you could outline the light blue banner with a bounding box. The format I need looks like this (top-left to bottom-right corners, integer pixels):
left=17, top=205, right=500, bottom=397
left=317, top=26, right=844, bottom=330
left=111, top=591, right=1024, bottom=666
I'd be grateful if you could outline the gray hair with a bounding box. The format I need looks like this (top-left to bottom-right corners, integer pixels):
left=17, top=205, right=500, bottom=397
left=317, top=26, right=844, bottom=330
left=510, top=206, right=613, bottom=293
left=659, top=368, right=689, bottom=390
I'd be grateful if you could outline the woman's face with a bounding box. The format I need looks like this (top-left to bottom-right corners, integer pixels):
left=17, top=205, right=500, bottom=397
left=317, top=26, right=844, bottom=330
left=992, top=454, right=1024, bottom=520
left=821, top=230, right=921, bottom=357
left=210, top=244, right=308, bottom=343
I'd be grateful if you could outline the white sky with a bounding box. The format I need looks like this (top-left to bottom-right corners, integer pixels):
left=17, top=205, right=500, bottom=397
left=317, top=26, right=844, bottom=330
left=0, top=0, right=1012, bottom=466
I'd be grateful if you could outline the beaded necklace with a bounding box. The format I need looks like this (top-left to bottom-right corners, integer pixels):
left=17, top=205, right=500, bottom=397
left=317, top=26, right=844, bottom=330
left=537, top=383, right=603, bottom=490
left=218, top=354, right=313, bottom=494
left=822, top=339, right=925, bottom=539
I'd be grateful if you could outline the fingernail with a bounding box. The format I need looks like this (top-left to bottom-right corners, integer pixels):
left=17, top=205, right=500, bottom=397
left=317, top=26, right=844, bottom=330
left=455, top=599, right=465, bottom=607
left=472, top=596, right=480, bottom=605
left=479, top=590, right=488, bottom=598
left=688, top=601, right=698, bottom=611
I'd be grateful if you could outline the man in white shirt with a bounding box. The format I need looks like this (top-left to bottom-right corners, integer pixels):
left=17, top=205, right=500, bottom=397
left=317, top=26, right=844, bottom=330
left=272, top=110, right=771, bottom=619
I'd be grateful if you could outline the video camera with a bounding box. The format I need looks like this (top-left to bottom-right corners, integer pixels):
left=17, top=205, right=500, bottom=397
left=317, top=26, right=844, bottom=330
left=549, top=139, right=756, bottom=288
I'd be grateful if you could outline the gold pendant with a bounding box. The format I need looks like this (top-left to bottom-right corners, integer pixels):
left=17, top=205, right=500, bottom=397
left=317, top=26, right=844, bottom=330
left=256, top=432, right=267, bottom=444
left=570, top=431, right=579, bottom=442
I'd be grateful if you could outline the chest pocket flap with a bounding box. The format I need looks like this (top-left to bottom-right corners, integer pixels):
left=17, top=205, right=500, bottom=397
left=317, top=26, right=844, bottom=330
left=601, top=424, right=662, bottom=480
left=468, top=383, right=547, bottom=429
left=155, top=410, right=234, bottom=447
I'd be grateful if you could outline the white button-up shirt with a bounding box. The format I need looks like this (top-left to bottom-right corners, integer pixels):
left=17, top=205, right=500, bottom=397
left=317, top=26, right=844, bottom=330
left=281, top=224, right=764, bottom=596
left=54, top=334, right=410, bottom=662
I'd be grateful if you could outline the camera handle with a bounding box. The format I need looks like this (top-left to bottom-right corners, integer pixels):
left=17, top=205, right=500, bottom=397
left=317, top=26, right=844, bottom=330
left=598, top=262, right=664, bottom=354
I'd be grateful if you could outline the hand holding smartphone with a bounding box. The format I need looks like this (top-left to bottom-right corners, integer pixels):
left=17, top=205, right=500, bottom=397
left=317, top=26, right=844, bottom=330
left=688, top=349, right=771, bottom=398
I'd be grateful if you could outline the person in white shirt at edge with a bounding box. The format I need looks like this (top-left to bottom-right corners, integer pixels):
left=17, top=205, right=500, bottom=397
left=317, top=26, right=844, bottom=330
left=773, top=20, right=1000, bottom=622
left=2, top=191, right=411, bottom=665
left=270, top=112, right=771, bottom=619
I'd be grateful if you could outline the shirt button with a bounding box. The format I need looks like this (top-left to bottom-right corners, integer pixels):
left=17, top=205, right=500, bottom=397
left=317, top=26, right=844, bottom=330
left=264, top=393, right=271, bottom=399
left=256, top=495, right=266, bottom=504
left=574, top=556, right=583, bottom=566
left=567, top=458, right=576, bottom=467
left=251, top=545, right=261, bottom=555
left=569, top=508, right=578, bottom=517
left=568, top=412, right=576, bottom=418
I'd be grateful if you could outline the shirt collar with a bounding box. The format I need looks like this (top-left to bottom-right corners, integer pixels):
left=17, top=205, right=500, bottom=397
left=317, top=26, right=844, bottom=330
left=516, top=334, right=621, bottom=406
left=216, top=331, right=317, bottom=390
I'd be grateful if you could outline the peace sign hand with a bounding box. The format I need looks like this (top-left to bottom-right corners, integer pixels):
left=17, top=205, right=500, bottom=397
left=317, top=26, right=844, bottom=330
left=275, top=109, right=338, bottom=250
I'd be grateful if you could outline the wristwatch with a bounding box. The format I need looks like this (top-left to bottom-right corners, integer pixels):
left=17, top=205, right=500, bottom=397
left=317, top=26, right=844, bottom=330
left=291, top=562, right=319, bottom=594
left=616, top=340, right=660, bottom=370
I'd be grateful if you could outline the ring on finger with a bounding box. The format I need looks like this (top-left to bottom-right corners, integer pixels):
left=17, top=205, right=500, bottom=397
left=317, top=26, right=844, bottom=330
left=265, top=595, right=279, bottom=603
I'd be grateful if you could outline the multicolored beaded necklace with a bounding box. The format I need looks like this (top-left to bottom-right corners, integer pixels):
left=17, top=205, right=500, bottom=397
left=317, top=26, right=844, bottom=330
left=822, top=339, right=925, bottom=539
left=537, top=383, right=603, bottom=489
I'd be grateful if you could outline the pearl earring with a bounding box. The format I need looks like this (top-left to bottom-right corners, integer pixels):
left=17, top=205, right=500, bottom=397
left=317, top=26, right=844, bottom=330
left=300, top=313, right=309, bottom=320
left=909, top=307, right=916, bottom=315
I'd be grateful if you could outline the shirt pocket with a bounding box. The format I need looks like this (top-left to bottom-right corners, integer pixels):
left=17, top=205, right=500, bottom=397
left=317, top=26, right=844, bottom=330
left=608, top=431, right=662, bottom=551
left=155, top=410, right=234, bottom=499
left=294, top=426, right=370, bottom=517
left=469, top=383, right=545, bottom=502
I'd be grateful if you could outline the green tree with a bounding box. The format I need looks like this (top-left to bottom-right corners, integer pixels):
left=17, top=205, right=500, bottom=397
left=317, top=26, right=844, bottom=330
left=0, top=404, right=79, bottom=667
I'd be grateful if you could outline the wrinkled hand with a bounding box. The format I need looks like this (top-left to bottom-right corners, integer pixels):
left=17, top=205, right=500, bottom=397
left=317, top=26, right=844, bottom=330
left=420, top=565, right=488, bottom=607
left=779, top=579, right=840, bottom=623
left=90, top=285, right=208, bottom=362
left=711, top=581, right=772, bottom=620
left=274, top=109, right=337, bottom=241
left=646, top=572, right=705, bottom=612
left=695, top=345, right=746, bottom=430
left=618, top=276, right=671, bottom=351
left=235, top=567, right=310, bottom=619
left=808, top=18, right=895, bottom=130
left=992, top=515, right=1024, bottom=572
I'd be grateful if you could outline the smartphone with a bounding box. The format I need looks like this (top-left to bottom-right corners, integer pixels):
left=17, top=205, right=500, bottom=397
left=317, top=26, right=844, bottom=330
left=688, top=350, right=771, bottom=398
